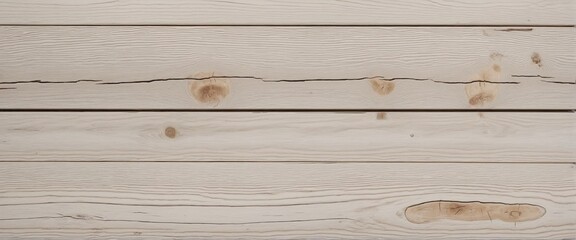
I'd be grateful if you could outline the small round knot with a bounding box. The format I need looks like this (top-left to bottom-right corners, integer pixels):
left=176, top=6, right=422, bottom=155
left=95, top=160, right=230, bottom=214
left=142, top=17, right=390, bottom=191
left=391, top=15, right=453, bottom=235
left=164, top=127, right=177, bottom=139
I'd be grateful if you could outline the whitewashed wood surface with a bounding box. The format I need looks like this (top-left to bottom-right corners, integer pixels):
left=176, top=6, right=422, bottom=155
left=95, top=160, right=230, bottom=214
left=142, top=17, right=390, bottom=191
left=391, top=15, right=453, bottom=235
left=0, top=0, right=573, bottom=25
left=1, top=27, right=574, bottom=109
left=0, top=162, right=574, bottom=239
left=0, top=112, right=573, bottom=162
left=1, top=1, right=574, bottom=239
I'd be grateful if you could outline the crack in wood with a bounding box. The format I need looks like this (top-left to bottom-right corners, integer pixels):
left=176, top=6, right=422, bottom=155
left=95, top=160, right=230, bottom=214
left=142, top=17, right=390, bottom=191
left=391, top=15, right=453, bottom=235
left=0, top=199, right=375, bottom=208
left=1, top=76, right=523, bottom=85
left=261, top=76, right=430, bottom=83
left=0, top=215, right=353, bottom=225
left=99, top=76, right=261, bottom=85
left=540, top=80, right=575, bottom=85
left=434, top=80, right=519, bottom=84
left=510, top=75, right=575, bottom=84
left=511, top=75, right=554, bottom=79
left=0, top=79, right=102, bottom=85
left=495, top=28, right=533, bottom=32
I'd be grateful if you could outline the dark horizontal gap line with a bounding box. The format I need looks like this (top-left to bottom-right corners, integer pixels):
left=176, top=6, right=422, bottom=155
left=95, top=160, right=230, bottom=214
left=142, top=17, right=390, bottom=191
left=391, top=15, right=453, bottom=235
left=0, top=161, right=573, bottom=164
left=0, top=24, right=573, bottom=28
left=0, top=109, right=573, bottom=113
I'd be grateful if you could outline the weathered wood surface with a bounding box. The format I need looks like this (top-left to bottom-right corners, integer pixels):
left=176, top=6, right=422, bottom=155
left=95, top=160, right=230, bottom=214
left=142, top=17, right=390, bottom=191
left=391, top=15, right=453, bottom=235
left=0, top=0, right=573, bottom=25
left=1, top=27, right=574, bottom=109
left=0, top=162, right=574, bottom=239
left=0, top=112, right=573, bottom=162
left=0, top=2, right=574, bottom=239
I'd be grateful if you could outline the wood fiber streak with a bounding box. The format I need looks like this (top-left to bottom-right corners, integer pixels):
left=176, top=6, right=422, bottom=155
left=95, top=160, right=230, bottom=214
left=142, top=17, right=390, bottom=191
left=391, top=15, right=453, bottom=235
left=0, top=27, right=574, bottom=109
left=0, top=112, right=573, bottom=162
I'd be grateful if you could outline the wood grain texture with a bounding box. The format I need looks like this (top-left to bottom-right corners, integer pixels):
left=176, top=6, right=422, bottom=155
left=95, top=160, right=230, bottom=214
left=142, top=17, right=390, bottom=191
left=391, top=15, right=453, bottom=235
left=1, top=3, right=573, bottom=240
left=0, top=0, right=573, bottom=25
left=0, top=162, right=574, bottom=239
left=0, top=112, right=573, bottom=162
left=1, top=27, right=574, bottom=109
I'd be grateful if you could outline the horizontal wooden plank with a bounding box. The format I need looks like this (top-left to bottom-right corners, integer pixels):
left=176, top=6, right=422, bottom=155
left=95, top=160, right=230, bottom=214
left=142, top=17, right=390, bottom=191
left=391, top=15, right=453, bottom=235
left=1, top=27, right=574, bottom=109
left=0, top=162, right=573, bottom=239
left=0, top=0, right=573, bottom=25
left=0, top=112, right=573, bottom=162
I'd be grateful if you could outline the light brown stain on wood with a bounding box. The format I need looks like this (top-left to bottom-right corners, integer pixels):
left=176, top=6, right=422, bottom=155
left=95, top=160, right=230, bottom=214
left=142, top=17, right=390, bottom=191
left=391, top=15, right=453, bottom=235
left=164, top=127, right=177, bottom=139
left=490, top=52, right=504, bottom=61
left=370, top=78, right=395, bottom=96
left=492, top=64, right=501, bottom=73
left=189, top=73, right=230, bottom=105
left=405, top=201, right=545, bottom=224
left=465, top=61, right=501, bottom=107
left=376, top=112, right=387, bottom=120
left=531, top=52, right=543, bottom=67
left=468, top=92, right=495, bottom=106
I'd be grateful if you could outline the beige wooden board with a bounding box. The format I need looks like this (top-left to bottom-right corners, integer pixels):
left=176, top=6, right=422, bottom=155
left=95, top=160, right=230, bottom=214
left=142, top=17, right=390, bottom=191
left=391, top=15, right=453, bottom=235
left=0, top=0, right=574, bottom=25
left=0, top=162, right=574, bottom=239
left=1, top=27, right=574, bottom=110
left=0, top=112, right=574, bottom=162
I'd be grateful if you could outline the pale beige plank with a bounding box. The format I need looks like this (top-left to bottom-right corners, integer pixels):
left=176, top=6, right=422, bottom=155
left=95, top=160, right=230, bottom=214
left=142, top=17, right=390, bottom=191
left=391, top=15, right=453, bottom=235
left=0, top=162, right=574, bottom=239
left=0, top=0, right=573, bottom=25
left=1, top=27, right=574, bottom=109
left=0, top=112, right=573, bottom=162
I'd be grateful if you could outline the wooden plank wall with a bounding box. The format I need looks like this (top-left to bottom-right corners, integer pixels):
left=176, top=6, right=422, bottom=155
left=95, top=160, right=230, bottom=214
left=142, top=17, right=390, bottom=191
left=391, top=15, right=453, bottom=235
left=0, top=1, right=574, bottom=239
left=1, top=27, right=574, bottom=109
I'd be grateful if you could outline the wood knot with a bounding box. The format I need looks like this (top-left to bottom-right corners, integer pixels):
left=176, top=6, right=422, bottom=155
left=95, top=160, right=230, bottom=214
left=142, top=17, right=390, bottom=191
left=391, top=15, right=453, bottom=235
left=405, top=201, right=545, bottom=224
left=164, top=127, right=177, bottom=139
left=189, top=73, right=230, bottom=105
left=509, top=210, right=522, bottom=218
left=531, top=52, right=542, bottom=67
left=370, top=78, right=395, bottom=96
left=465, top=66, right=500, bottom=107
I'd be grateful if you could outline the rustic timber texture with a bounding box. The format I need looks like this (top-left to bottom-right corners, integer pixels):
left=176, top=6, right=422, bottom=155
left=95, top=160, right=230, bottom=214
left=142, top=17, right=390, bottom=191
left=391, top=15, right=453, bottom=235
left=0, top=1, right=574, bottom=239
left=0, top=163, right=574, bottom=239
left=0, top=112, right=574, bottom=162
left=1, top=27, right=574, bottom=109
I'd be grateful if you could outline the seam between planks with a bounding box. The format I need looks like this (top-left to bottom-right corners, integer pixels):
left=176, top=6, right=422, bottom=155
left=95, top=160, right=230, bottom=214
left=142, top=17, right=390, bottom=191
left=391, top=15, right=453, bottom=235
left=0, top=24, right=574, bottom=27
left=0, top=161, right=573, bottom=164
left=0, top=109, right=573, bottom=112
